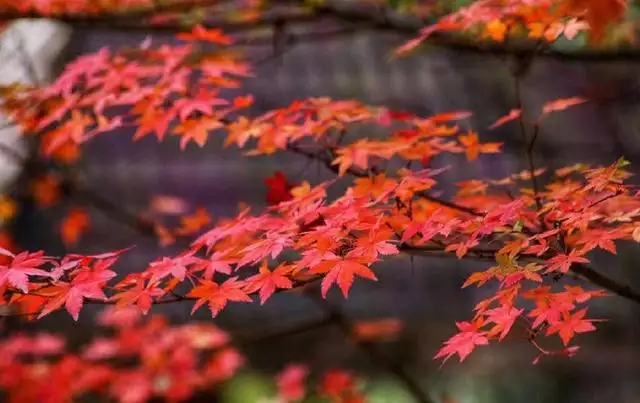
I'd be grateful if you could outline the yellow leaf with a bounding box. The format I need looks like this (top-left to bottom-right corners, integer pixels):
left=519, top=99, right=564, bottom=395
left=291, top=181, right=312, bottom=198
left=485, top=19, right=507, bottom=41
left=0, top=196, right=17, bottom=221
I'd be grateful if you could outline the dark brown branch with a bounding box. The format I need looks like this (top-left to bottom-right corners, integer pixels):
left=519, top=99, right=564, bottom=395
left=512, top=71, right=543, bottom=213
left=402, top=245, right=640, bottom=305
left=571, top=263, right=640, bottom=305
left=400, top=244, right=497, bottom=260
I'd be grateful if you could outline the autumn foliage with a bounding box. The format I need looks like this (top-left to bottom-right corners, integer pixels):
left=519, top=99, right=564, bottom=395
left=0, top=0, right=638, bottom=402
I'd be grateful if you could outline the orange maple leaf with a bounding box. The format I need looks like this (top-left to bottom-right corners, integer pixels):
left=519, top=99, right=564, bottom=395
left=188, top=278, right=252, bottom=317
left=243, top=262, right=293, bottom=304
left=177, top=25, right=234, bottom=45
left=30, top=174, right=61, bottom=208
left=485, top=19, right=508, bottom=41
left=60, top=208, right=90, bottom=247
left=110, top=279, right=164, bottom=314
left=352, top=173, right=397, bottom=199
left=173, top=117, right=223, bottom=149
left=541, top=96, right=587, bottom=116
left=154, top=224, right=176, bottom=247
left=309, top=255, right=378, bottom=297
left=50, top=141, right=81, bottom=164
left=352, top=318, right=403, bottom=341
left=545, top=308, right=597, bottom=346
left=488, top=108, right=521, bottom=130
left=233, top=95, right=254, bottom=109
left=175, top=207, right=211, bottom=236
left=133, top=107, right=173, bottom=141
left=458, top=131, right=502, bottom=161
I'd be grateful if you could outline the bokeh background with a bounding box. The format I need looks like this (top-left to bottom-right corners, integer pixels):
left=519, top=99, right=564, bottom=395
left=1, top=11, right=640, bottom=403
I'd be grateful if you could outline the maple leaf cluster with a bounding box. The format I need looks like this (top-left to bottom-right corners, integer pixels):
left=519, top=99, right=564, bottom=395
left=0, top=303, right=372, bottom=403
left=0, top=308, right=244, bottom=402
left=0, top=0, right=638, bottom=401
left=397, top=0, right=628, bottom=55
left=3, top=154, right=640, bottom=366
left=2, top=27, right=251, bottom=159
left=0, top=0, right=154, bottom=15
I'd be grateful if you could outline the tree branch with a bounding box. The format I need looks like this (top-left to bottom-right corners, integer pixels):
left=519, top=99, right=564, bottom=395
left=571, top=263, right=640, bottom=305
left=3, top=2, right=639, bottom=62
left=513, top=71, right=543, bottom=213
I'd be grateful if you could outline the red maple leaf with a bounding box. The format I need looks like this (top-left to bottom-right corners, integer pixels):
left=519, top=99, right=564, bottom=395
left=434, top=319, right=488, bottom=363
left=205, top=348, right=245, bottom=382
left=265, top=171, right=294, bottom=205
left=176, top=25, right=234, bottom=45
left=0, top=249, right=50, bottom=293
left=574, top=229, right=619, bottom=254
left=238, top=233, right=293, bottom=267
left=545, top=308, right=597, bottom=346
left=485, top=305, right=523, bottom=340
left=111, top=279, right=164, bottom=314
left=276, top=364, right=308, bottom=403
left=60, top=207, right=90, bottom=247
left=173, top=87, right=228, bottom=121
left=320, top=370, right=359, bottom=401
left=545, top=251, right=589, bottom=274
left=188, top=277, right=252, bottom=317
left=309, top=254, right=377, bottom=297
left=527, top=295, right=575, bottom=329
left=190, top=252, right=234, bottom=280
left=350, top=229, right=399, bottom=260
left=243, top=262, right=293, bottom=304
left=147, top=254, right=198, bottom=284
left=38, top=269, right=115, bottom=321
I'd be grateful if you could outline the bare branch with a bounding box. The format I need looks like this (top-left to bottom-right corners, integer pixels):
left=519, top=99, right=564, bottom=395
left=571, top=263, right=640, bottom=305
left=512, top=74, right=543, bottom=212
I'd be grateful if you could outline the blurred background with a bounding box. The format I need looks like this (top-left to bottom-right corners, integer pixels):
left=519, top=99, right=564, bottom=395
left=1, top=6, right=640, bottom=403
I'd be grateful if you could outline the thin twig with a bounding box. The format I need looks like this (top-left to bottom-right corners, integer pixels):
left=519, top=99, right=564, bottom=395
left=571, top=263, right=640, bottom=305
left=513, top=74, right=542, bottom=212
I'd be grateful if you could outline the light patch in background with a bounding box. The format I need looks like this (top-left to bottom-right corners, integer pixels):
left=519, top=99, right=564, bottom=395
left=0, top=19, right=72, bottom=192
